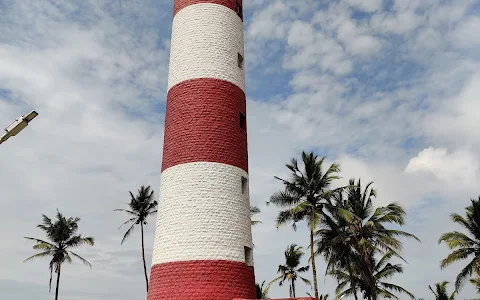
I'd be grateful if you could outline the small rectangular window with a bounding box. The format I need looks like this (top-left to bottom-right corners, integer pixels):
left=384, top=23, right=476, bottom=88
left=241, top=176, right=247, bottom=194
left=244, top=246, right=253, bottom=266
left=236, top=1, right=243, bottom=18
left=239, top=113, right=246, bottom=131
left=238, top=52, right=244, bottom=69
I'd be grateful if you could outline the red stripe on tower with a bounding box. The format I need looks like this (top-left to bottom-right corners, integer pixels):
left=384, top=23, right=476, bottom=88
left=147, top=1, right=254, bottom=300
left=149, top=261, right=255, bottom=300
left=162, top=79, right=248, bottom=173
left=174, top=0, right=243, bottom=20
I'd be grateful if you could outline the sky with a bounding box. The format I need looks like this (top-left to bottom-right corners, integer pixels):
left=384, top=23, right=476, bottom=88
left=0, top=0, right=479, bottom=299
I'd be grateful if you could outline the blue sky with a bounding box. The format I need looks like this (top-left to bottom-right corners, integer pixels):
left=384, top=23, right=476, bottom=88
left=1, top=0, right=480, bottom=299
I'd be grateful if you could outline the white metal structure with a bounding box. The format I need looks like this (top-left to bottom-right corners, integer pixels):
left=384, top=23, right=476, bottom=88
left=0, top=110, right=38, bottom=145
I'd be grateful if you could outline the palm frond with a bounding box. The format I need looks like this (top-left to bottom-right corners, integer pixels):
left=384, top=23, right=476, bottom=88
left=380, top=282, right=415, bottom=299
left=117, top=217, right=137, bottom=230
left=24, top=237, right=55, bottom=247
left=120, top=223, right=135, bottom=245
left=23, top=251, right=53, bottom=263
left=69, top=250, right=93, bottom=269
left=299, top=276, right=312, bottom=286
left=65, top=235, right=94, bottom=248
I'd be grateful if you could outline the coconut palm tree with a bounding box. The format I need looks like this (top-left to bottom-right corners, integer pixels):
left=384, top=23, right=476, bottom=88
left=331, top=250, right=415, bottom=300
left=439, top=196, right=480, bottom=292
left=269, top=244, right=311, bottom=298
left=115, top=185, right=158, bottom=292
left=251, top=205, right=262, bottom=226
left=428, top=281, right=456, bottom=300
left=316, top=187, right=361, bottom=300
left=256, top=281, right=270, bottom=299
left=268, top=151, right=341, bottom=299
left=24, top=210, right=94, bottom=300
left=316, top=178, right=420, bottom=300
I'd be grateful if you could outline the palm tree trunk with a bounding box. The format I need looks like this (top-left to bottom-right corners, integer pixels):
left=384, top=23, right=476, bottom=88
left=55, top=264, right=61, bottom=300
left=362, top=253, right=376, bottom=300
left=347, top=258, right=359, bottom=300
left=310, top=212, right=319, bottom=300
left=141, top=222, right=149, bottom=292
left=292, top=279, right=296, bottom=298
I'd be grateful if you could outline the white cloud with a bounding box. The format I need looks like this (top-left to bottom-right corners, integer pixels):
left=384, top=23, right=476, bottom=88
left=247, top=1, right=291, bottom=40
left=423, top=73, right=480, bottom=148
left=337, top=19, right=382, bottom=55
left=450, top=16, right=480, bottom=49
left=405, top=147, right=479, bottom=188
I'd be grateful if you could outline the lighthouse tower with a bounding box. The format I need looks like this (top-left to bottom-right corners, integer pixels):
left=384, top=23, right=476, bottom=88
left=147, top=1, right=256, bottom=300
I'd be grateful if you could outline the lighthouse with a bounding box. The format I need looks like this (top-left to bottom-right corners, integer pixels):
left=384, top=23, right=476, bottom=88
left=147, top=0, right=256, bottom=300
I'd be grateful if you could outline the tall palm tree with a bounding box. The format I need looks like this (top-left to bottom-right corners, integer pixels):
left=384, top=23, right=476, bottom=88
left=115, top=185, right=158, bottom=292
left=331, top=250, right=415, bottom=300
left=439, top=196, right=480, bottom=292
left=317, top=178, right=420, bottom=300
left=428, top=281, right=456, bottom=300
left=256, top=281, right=270, bottom=299
left=269, top=244, right=311, bottom=298
left=316, top=187, right=360, bottom=300
left=24, top=210, right=94, bottom=300
left=251, top=205, right=262, bottom=226
left=268, top=151, right=341, bottom=299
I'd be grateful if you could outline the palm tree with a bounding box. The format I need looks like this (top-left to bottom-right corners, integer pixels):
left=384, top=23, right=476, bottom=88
left=268, top=151, right=341, bottom=299
left=331, top=250, right=415, bottom=300
left=251, top=205, right=262, bottom=226
left=316, top=187, right=361, bottom=300
left=269, top=244, right=311, bottom=298
left=428, top=281, right=456, bottom=300
left=24, top=210, right=94, bottom=300
left=316, top=178, right=420, bottom=300
left=439, top=196, right=480, bottom=292
left=115, top=185, right=158, bottom=292
left=256, top=281, right=270, bottom=299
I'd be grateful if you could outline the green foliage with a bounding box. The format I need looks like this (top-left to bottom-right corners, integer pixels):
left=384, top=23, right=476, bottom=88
left=316, top=178, right=419, bottom=300
left=269, top=244, right=311, bottom=298
left=251, top=205, right=262, bottom=226
left=429, top=281, right=456, bottom=300
left=330, top=250, right=415, bottom=300
left=24, top=210, right=94, bottom=295
left=115, top=185, right=158, bottom=292
left=268, top=151, right=341, bottom=300
left=115, top=185, right=157, bottom=245
left=256, top=281, right=270, bottom=299
left=439, top=196, right=480, bottom=292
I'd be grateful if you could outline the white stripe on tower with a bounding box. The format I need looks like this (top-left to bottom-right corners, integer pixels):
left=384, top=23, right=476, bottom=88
left=151, top=162, right=252, bottom=264
left=147, top=1, right=256, bottom=300
left=167, top=4, right=246, bottom=92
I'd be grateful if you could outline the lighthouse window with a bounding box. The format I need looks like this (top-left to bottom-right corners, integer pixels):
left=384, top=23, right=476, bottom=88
left=244, top=246, right=253, bottom=266
left=236, top=1, right=243, bottom=18
left=239, top=113, right=246, bottom=130
left=241, top=176, right=247, bottom=194
left=238, top=52, right=244, bottom=69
